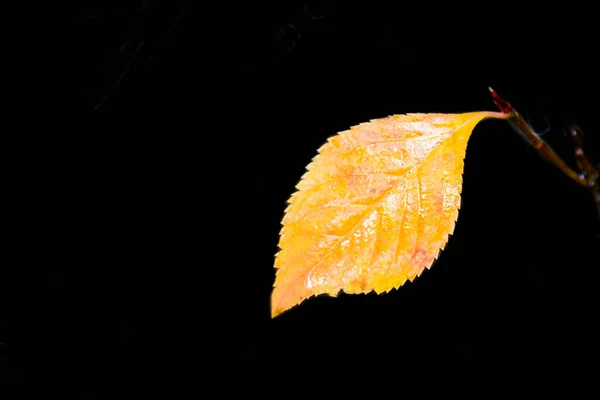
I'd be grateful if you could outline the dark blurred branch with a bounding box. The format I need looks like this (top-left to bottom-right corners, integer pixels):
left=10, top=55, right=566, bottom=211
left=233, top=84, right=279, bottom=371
left=91, top=1, right=193, bottom=111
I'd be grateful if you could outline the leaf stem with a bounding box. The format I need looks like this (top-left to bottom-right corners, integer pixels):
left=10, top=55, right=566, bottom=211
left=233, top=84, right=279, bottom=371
left=489, top=87, right=600, bottom=217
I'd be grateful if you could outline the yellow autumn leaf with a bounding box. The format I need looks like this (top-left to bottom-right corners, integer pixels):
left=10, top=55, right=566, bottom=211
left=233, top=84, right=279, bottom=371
left=271, top=111, right=506, bottom=318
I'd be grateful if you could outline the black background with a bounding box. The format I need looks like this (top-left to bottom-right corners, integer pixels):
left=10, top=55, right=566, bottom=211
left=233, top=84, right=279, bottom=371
left=3, top=1, right=599, bottom=397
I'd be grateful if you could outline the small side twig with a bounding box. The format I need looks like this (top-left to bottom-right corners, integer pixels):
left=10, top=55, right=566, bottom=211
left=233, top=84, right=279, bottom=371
left=489, top=87, right=600, bottom=217
left=569, top=126, right=600, bottom=217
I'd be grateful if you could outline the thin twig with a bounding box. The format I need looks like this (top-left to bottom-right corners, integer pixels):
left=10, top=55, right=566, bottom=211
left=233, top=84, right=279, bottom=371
left=569, top=126, right=595, bottom=175
left=489, top=87, right=600, bottom=217
left=569, top=126, right=600, bottom=217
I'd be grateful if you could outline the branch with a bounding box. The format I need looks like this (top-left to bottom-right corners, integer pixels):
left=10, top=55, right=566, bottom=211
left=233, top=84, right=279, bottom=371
left=489, top=87, right=600, bottom=217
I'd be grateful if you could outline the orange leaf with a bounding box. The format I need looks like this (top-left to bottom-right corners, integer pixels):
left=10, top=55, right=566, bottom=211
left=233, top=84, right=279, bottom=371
left=271, top=111, right=506, bottom=317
